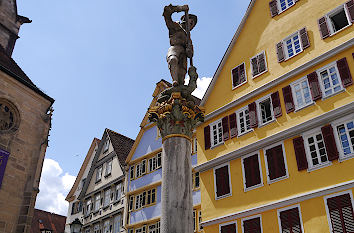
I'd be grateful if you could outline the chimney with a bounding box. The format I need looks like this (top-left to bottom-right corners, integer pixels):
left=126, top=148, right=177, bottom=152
left=0, top=0, right=31, bottom=57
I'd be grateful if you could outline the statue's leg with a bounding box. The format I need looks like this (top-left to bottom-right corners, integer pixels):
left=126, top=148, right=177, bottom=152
left=167, top=55, right=179, bottom=86
left=178, top=54, right=188, bottom=85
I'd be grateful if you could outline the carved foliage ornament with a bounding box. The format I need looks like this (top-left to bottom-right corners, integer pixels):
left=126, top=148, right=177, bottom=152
left=0, top=99, right=19, bottom=132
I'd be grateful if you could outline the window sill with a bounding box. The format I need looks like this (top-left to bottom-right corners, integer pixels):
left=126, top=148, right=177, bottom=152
left=232, top=80, right=247, bottom=90
left=244, top=183, right=263, bottom=192
left=307, top=161, right=332, bottom=172
left=294, top=102, right=314, bottom=112
left=113, top=200, right=121, bottom=205
left=104, top=173, right=111, bottom=178
left=284, top=49, right=304, bottom=62
left=211, top=142, right=224, bottom=150
left=95, top=179, right=101, bottom=184
left=102, top=205, right=110, bottom=210
left=237, top=129, right=253, bottom=137
left=329, top=24, right=352, bottom=37
left=252, top=70, right=268, bottom=79
left=258, top=118, right=276, bottom=128
left=268, top=175, right=288, bottom=184
left=339, top=154, right=354, bottom=162
left=321, top=88, right=345, bottom=100
left=277, top=3, right=296, bottom=15
left=215, top=193, right=232, bottom=200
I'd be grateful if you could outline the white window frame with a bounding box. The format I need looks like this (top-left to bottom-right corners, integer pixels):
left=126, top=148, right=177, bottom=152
left=276, top=0, right=296, bottom=13
left=256, top=94, right=275, bottom=127
left=332, top=114, right=354, bottom=161
left=213, top=162, right=232, bottom=200
left=250, top=51, right=268, bottom=79
left=104, top=188, right=111, bottom=207
left=241, top=152, right=263, bottom=192
left=115, top=182, right=122, bottom=201
left=302, top=128, right=332, bottom=171
left=231, top=62, right=247, bottom=89
left=96, top=166, right=102, bottom=182
left=210, top=119, right=224, bottom=148
left=317, top=62, right=344, bottom=99
left=241, top=214, right=263, bottom=233
left=236, top=106, right=253, bottom=136
left=323, top=190, right=354, bottom=233
left=103, top=140, right=109, bottom=153
left=105, top=159, right=112, bottom=176
left=326, top=4, right=352, bottom=36
left=290, top=76, right=314, bottom=111
left=94, top=193, right=101, bottom=212
left=219, top=221, right=237, bottom=233
left=283, top=31, right=303, bottom=60
left=263, top=142, right=289, bottom=184
left=277, top=204, right=304, bottom=233
left=103, top=220, right=110, bottom=233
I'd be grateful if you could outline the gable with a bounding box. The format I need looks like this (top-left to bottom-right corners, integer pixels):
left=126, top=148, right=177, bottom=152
left=130, top=125, right=161, bottom=162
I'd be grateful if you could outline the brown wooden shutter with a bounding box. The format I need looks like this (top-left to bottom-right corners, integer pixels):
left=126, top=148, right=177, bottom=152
left=229, top=113, right=237, bottom=138
left=215, top=166, right=230, bottom=197
left=337, top=57, right=353, bottom=87
left=327, top=193, right=354, bottom=233
left=271, top=91, right=282, bottom=118
left=244, top=154, right=261, bottom=188
left=222, top=116, right=230, bottom=141
left=258, top=52, right=266, bottom=73
left=274, top=145, right=286, bottom=178
left=276, top=42, right=285, bottom=63
left=307, top=72, right=322, bottom=101
left=293, top=137, right=308, bottom=171
left=269, top=0, right=279, bottom=17
left=239, top=63, right=246, bottom=83
left=279, top=207, right=302, bottom=233
left=251, top=57, right=259, bottom=77
left=232, top=67, right=239, bottom=87
left=321, top=125, right=339, bottom=161
left=204, top=125, right=211, bottom=150
left=282, top=85, right=295, bottom=113
left=346, top=0, right=354, bottom=22
left=243, top=217, right=261, bottom=233
left=248, top=102, right=258, bottom=128
left=265, top=147, right=276, bottom=180
left=318, top=17, right=330, bottom=39
left=221, top=223, right=236, bottom=233
left=299, top=28, right=310, bottom=49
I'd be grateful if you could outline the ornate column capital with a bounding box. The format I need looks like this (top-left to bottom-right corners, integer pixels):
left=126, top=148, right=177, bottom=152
left=149, top=92, right=204, bottom=140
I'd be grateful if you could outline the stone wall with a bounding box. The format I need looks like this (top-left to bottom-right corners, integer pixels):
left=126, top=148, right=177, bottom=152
left=0, top=71, right=52, bottom=233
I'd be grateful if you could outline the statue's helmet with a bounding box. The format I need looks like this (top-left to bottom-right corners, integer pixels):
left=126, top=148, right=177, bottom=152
left=180, top=14, right=197, bottom=29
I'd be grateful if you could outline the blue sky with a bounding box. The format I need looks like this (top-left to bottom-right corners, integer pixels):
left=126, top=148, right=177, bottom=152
left=14, top=0, right=250, bottom=214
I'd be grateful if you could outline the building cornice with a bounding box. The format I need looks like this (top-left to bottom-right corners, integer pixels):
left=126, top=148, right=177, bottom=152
left=203, top=38, right=354, bottom=122
left=201, top=179, right=354, bottom=227
left=195, top=102, right=354, bottom=172
left=127, top=181, right=162, bottom=196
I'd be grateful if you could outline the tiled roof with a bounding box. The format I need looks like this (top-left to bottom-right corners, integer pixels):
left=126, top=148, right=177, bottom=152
left=0, top=46, right=54, bottom=103
left=107, top=129, right=134, bottom=166
left=31, top=209, right=66, bottom=233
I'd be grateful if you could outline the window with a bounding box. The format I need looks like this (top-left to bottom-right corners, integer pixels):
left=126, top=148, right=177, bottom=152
left=130, top=166, right=135, bottom=180
left=146, top=189, right=156, bottom=205
left=193, top=172, right=200, bottom=190
left=96, top=166, right=102, bottom=182
left=250, top=51, right=267, bottom=78
left=242, top=153, right=263, bottom=191
left=257, top=96, right=274, bottom=126
left=231, top=63, right=247, bottom=88
left=214, top=164, right=231, bottom=199
left=115, top=183, right=122, bottom=201
left=106, top=159, right=112, bottom=176
left=148, top=153, right=162, bottom=173
left=334, top=117, right=354, bottom=159
left=134, top=188, right=156, bottom=210
left=71, top=202, right=76, bottom=215
left=85, top=199, right=92, bottom=216
left=303, top=131, right=330, bottom=170
left=94, top=193, right=101, bottom=212
left=264, top=143, right=288, bottom=183
left=210, top=120, right=223, bottom=147
left=136, top=226, right=146, bottom=233
left=104, top=188, right=111, bottom=207
left=193, top=210, right=196, bottom=232
left=284, top=32, right=302, bottom=59
left=136, top=160, right=147, bottom=178
left=94, top=224, right=101, bottom=233
left=85, top=228, right=91, bottom=233
left=242, top=215, right=262, bottom=233
left=277, top=0, right=294, bottom=12
left=324, top=191, right=354, bottom=233
left=317, top=63, right=343, bottom=98
left=236, top=107, right=252, bottom=136
left=103, top=140, right=109, bottom=153
left=129, top=196, right=134, bottom=211
left=291, top=77, right=313, bottom=110
left=198, top=210, right=203, bottom=231
left=277, top=205, right=304, bottom=233
left=148, top=222, right=160, bottom=233
left=113, top=215, right=121, bottom=233
left=219, top=222, right=236, bottom=233
left=103, top=220, right=110, bottom=233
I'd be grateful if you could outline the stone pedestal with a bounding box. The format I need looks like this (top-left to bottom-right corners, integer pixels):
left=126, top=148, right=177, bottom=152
left=149, top=91, right=204, bottom=233
left=161, top=136, right=193, bottom=233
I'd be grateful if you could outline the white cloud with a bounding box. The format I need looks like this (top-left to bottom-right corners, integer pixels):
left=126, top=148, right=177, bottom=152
left=35, top=158, right=76, bottom=216
left=185, top=76, right=212, bottom=99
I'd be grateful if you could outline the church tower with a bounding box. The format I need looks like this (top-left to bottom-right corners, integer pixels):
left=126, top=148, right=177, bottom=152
left=0, top=1, right=55, bottom=232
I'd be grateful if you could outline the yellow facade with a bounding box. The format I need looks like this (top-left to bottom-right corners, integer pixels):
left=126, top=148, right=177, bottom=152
left=196, top=0, right=354, bottom=232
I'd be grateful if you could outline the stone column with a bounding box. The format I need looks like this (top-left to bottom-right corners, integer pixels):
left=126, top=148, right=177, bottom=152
left=149, top=92, right=204, bottom=233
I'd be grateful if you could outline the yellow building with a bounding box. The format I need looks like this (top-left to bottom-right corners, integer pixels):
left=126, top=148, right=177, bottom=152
left=195, top=0, right=354, bottom=232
